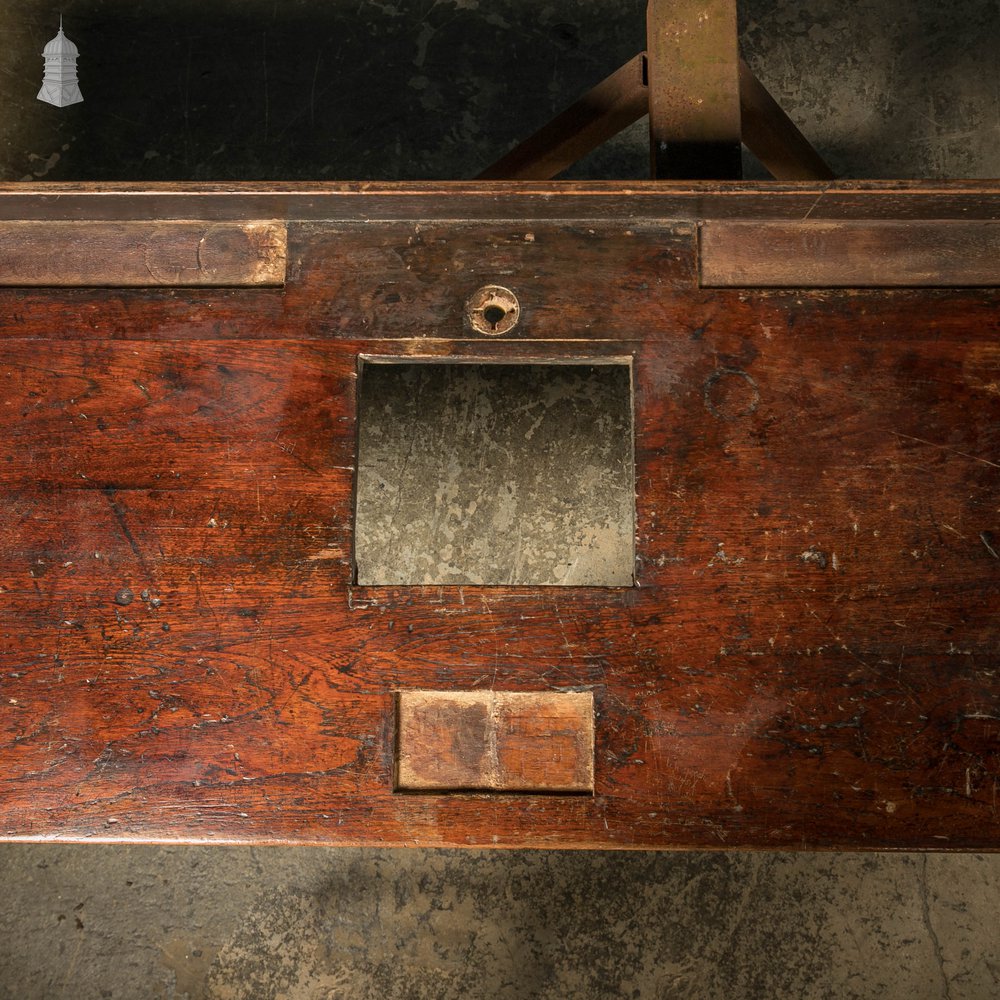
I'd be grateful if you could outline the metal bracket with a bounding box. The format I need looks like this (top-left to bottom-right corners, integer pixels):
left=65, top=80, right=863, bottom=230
left=477, top=0, right=834, bottom=182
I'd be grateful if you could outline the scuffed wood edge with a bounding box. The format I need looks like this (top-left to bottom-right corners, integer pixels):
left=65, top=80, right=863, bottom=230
left=1, top=181, right=1000, bottom=222
left=238, top=222, right=287, bottom=286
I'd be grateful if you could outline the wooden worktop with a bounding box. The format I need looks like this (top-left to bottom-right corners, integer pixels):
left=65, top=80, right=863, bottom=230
left=0, top=182, right=997, bottom=849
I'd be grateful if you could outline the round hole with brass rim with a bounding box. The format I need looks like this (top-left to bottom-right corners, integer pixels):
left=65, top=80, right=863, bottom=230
left=466, top=285, right=520, bottom=336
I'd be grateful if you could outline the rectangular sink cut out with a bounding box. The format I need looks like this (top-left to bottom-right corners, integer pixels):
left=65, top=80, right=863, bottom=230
left=354, top=359, right=635, bottom=586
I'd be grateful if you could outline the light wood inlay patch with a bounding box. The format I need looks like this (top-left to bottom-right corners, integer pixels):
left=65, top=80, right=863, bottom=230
left=0, top=221, right=286, bottom=286
left=396, top=690, right=595, bottom=793
left=700, top=221, right=1000, bottom=287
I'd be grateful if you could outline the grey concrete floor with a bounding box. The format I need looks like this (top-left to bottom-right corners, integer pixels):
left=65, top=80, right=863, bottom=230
left=1, top=847, right=999, bottom=998
left=2, top=1, right=1000, bottom=997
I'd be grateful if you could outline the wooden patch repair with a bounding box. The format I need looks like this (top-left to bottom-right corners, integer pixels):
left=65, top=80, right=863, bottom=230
left=396, top=690, right=595, bottom=793
left=700, top=221, right=1000, bottom=287
left=0, top=221, right=286, bottom=286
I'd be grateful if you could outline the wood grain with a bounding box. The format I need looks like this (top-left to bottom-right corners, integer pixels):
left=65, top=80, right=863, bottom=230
left=395, top=691, right=594, bottom=793
left=701, top=221, right=1000, bottom=286
left=0, top=184, right=996, bottom=850
left=1, top=181, right=1000, bottom=222
left=0, top=221, right=286, bottom=286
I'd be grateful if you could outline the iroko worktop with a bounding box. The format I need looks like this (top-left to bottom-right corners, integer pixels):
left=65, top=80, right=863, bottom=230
left=0, top=181, right=998, bottom=849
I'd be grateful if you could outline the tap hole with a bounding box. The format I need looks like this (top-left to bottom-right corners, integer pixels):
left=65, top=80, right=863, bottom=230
left=483, top=304, right=507, bottom=327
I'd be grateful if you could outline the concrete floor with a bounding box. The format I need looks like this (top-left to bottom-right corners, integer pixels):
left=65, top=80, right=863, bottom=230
left=2, top=1, right=1000, bottom=997
left=2, top=848, right=999, bottom=999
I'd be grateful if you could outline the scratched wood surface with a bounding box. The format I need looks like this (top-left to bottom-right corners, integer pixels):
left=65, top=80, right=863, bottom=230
left=1, top=180, right=1000, bottom=222
left=0, top=184, right=998, bottom=850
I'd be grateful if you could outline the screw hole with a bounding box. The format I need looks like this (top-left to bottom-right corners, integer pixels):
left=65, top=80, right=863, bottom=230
left=483, top=305, right=507, bottom=327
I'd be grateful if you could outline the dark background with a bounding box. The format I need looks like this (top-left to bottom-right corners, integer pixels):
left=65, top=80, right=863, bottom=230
left=3, top=0, right=999, bottom=181
left=2, top=1, right=999, bottom=997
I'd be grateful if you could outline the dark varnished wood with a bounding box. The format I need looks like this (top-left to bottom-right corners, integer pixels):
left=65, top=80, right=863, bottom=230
left=0, top=184, right=997, bottom=850
left=2, top=181, right=1000, bottom=222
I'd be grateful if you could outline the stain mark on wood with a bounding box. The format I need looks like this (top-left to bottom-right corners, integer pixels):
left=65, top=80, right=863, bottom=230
left=704, top=367, right=759, bottom=420
left=395, top=690, right=595, bottom=793
left=0, top=221, right=286, bottom=286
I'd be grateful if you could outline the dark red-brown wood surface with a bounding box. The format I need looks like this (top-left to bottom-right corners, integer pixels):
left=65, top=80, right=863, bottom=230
left=0, top=183, right=998, bottom=850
